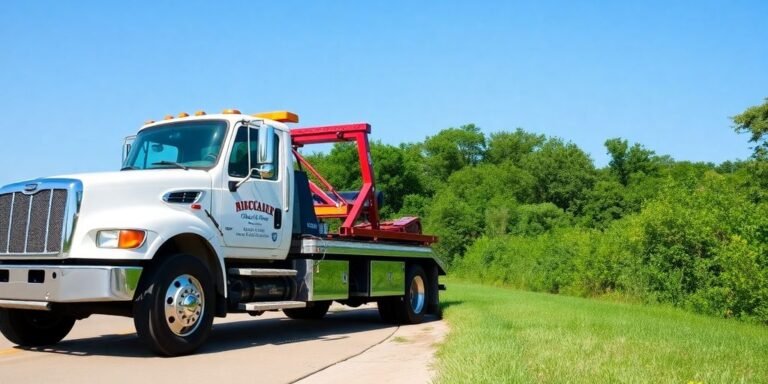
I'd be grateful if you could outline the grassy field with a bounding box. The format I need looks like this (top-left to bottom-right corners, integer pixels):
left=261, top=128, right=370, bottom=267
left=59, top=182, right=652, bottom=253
left=434, top=281, right=768, bottom=384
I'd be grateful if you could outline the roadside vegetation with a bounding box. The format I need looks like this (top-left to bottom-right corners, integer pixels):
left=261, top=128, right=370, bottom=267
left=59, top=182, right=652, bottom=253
left=306, top=98, right=768, bottom=325
left=434, top=281, right=768, bottom=384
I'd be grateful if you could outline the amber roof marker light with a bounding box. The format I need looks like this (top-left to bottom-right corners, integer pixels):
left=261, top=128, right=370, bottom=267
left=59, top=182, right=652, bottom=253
left=252, top=111, right=299, bottom=123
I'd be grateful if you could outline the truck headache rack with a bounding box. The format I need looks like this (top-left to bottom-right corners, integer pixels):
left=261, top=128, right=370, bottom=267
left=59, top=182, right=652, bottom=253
left=291, top=123, right=437, bottom=245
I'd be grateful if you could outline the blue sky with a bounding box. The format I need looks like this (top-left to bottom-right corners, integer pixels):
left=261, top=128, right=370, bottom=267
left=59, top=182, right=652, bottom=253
left=0, top=1, right=766, bottom=186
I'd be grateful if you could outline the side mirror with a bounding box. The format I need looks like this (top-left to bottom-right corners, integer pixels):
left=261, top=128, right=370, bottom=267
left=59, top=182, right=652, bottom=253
left=257, top=125, right=275, bottom=165
left=122, top=135, right=136, bottom=163
left=231, top=124, right=277, bottom=192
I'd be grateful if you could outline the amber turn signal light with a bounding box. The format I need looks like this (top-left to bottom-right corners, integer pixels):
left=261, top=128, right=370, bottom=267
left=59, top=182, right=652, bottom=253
left=96, top=230, right=146, bottom=249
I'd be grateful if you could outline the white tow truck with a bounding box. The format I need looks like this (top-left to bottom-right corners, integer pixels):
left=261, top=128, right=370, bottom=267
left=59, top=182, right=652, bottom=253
left=0, top=110, right=444, bottom=356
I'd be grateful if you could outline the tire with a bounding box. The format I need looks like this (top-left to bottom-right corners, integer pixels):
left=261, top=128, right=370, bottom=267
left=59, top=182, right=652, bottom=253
left=283, top=301, right=331, bottom=320
left=392, top=264, right=428, bottom=324
left=133, top=253, right=215, bottom=356
left=377, top=299, right=398, bottom=323
left=0, top=309, right=76, bottom=346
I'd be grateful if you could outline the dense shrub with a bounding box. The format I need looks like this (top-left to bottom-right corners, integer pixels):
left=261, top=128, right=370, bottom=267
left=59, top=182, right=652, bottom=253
left=459, top=171, right=768, bottom=324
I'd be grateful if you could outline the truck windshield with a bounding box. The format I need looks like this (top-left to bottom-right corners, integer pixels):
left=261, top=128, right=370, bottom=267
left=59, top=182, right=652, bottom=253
left=122, top=120, right=228, bottom=170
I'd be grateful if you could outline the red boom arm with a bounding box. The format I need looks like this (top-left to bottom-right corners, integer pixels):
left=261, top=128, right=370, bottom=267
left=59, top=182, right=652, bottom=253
left=291, top=123, right=436, bottom=245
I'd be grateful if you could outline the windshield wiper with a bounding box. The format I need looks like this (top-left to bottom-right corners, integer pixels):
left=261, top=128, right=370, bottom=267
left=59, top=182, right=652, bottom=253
left=151, top=161, right=189, bottom=170
left=120, top=166, right=138, bottom=171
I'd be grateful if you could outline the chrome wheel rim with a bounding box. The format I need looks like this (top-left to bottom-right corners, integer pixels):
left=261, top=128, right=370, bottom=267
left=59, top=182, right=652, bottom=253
left=164, top=274, right=205, bottom=337
left=409, top=275, right=426, bottom=314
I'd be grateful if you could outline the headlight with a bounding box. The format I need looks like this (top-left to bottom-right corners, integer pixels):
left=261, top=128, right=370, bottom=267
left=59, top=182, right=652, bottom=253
left=96, top=230, right=146, bottom=249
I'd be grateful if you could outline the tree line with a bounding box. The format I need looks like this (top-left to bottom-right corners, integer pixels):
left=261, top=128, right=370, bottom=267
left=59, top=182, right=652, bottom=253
left=304, top=98, right=768, bottom=324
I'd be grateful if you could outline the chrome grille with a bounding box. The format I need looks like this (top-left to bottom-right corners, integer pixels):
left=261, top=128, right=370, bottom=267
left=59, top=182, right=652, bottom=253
left=8, top=193, right=30, bottom=253
left=0, top=194, right=11, bottom=252
left=0, top=179, right=80, bottom=256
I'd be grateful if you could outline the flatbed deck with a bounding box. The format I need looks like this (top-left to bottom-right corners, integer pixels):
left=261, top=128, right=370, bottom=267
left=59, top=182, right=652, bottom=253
left=291, top=237, right=446, bottom=273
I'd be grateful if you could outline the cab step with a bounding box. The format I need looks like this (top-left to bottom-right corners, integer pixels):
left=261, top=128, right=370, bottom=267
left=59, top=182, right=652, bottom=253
left=239, top=301, right=306, bottom=312
left=227, top=268, right=298, bottom=277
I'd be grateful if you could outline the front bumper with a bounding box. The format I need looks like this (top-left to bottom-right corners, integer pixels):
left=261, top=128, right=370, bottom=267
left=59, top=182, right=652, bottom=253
left=0, top=265, right=142, bottom=310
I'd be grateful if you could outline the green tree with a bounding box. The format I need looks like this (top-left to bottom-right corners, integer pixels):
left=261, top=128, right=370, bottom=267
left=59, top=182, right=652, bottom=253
left=423, top=124, right=486, bottom=181
left=399, top=194, right=430, bottom=218
left=605, top=138, right=659, bottom=186
left=369, top=142, right=424, bottom=216
left=730, top=99, right=768, bottom=201
left=732, top=98, right=768, bottom=159
left=399, top=142, right=434, bottom=196
left=427, top=161, right=534, bottom=258
left=485, top=128, right=545, bottom=165
left=510, top=203, right=571, bottom=236
left=426, top=191, right=484, bottom=265
left=580, top=180, right=629, bottom=229
left=715, top=160, right=746, bottom=175
left=444, top=162, right=533, bottom=212
left=522, top=138, right=597, bottom=212
left=302, top=143, right=359, bottom=191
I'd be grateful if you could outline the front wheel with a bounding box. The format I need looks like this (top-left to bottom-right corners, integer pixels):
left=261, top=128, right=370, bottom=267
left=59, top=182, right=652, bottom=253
left=133, top=253, right=215, bottom=356
left=0, top=309, right=76, bottom=346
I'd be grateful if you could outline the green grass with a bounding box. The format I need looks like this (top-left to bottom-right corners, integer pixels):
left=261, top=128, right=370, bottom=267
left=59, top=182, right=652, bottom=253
left=435, top=281, right=768, bottom=384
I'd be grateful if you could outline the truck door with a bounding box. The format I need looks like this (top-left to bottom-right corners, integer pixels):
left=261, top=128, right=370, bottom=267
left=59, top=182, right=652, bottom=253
left=219, top=125, right=284, bottom=250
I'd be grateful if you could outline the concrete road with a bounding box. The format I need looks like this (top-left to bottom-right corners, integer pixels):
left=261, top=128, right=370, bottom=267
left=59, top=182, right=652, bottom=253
left=0, top=305, right=444, bottom=384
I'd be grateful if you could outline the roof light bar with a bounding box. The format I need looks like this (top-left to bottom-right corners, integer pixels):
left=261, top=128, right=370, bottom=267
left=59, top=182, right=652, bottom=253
left=253, top=111, right=299, bottom=123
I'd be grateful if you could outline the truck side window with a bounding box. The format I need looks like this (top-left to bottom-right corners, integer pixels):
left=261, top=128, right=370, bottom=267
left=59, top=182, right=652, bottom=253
left=228, top=127, right=280, bottom=180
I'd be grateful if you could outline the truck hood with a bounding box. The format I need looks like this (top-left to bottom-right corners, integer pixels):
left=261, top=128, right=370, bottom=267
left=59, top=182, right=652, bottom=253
left=0, top=169, right=215, bottom=259
left=55, top=169, right=212, bottom=195
left=46, top=169, right=213, bottom=260
left=54, top=169, right=213, bottom=214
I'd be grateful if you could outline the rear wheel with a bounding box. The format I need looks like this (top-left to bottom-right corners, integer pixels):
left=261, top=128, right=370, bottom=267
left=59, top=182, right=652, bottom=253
left=133, top=253, right=215, bottom=356
left=283, top=301, right=331, bottom=320
left=382, top=264, right=428, bottom=325
left=0, top=309, right=76, bottom=346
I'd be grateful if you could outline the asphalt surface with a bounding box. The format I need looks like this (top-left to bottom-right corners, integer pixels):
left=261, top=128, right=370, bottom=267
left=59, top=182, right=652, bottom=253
left=0, top=305, right=445, bottom=384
